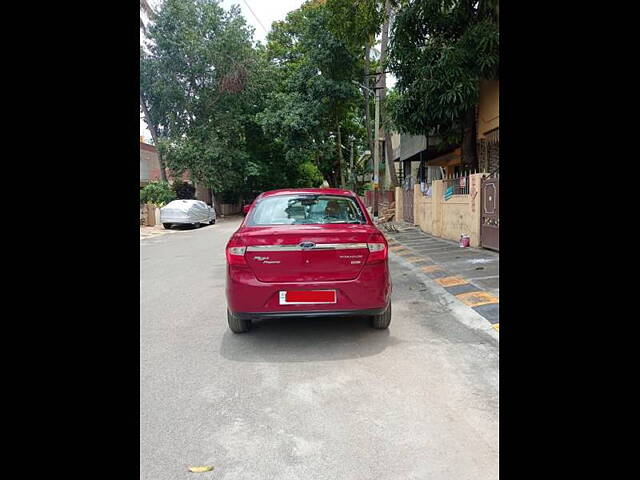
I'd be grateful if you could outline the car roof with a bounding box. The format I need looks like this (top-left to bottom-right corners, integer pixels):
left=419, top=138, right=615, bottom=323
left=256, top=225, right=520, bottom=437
left=257, top=188, right=357, bottom=199
left=168, top=199, right=204, bottom=204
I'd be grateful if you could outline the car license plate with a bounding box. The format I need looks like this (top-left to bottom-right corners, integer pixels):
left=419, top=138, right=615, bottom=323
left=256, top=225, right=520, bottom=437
left=279, top=290, right=337, bottom=305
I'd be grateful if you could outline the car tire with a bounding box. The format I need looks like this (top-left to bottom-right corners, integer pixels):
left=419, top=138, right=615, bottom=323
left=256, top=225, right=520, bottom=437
left=227, top=309, right=251, bottom=333
left=210, top=218, right=216, bottom=225
left=371, top=303, right=391, bottom=329
left=163, top=223, right=172, bottom=229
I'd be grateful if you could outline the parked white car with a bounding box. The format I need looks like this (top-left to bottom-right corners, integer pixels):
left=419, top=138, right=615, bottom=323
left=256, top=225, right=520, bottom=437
left=160, top=199, right=216, bottom=229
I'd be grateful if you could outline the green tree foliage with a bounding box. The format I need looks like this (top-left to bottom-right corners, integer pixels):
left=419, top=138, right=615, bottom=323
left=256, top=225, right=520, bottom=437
left=141, top=0, right=263, bottom=197
left=388, top=0, right=499, bottom=153
left=296, top=162, right=325, bottom=188
left=326, top=0, right=383, bottom=47
left=140, top=181, right=176, bottom=206
left=257, top=0, right=364, bottom=187
left=140, top=0, right=374, bottom=197
left=326, top=0, right=383, bottom=158
left=172, top=180, right=196, bottom=200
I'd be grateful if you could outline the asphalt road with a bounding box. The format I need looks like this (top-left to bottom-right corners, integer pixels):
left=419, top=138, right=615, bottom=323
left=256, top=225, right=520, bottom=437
left=140, top=217, right=499, bottom=480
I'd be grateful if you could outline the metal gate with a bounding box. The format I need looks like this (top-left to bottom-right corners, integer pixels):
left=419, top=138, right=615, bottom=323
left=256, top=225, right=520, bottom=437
left=480, top=173, right=499, bottom=251
left=402, top=159, right=414, bottom=223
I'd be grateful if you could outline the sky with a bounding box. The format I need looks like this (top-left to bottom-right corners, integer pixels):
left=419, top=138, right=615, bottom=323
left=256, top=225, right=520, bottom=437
left=140, top=0, right=394, bottom=140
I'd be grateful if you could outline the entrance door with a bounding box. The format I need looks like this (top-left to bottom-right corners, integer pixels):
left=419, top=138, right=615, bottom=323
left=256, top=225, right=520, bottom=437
left=480, top=174, right=499, bottom=251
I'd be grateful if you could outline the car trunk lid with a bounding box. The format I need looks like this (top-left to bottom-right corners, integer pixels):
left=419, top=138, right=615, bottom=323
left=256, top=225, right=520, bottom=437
left=240, top=225, right=375, bottom=282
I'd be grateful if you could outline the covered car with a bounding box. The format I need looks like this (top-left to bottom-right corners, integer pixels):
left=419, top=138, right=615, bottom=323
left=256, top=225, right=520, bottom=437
left=161, top=199, right=216, bottom=229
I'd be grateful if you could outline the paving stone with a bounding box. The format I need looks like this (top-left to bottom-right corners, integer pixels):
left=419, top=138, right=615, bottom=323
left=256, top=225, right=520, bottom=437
left=456, top=291, right=499, bottom=307
left=444, top=284, right=480, bottom=295
left=473, top=277, right=500, bottom=290
left=412, top=259, right=435, bottom=266
left=427, top=270, right=449, bottom=279
left=472, top=303, right=500, bottom=324
left=452, top=268, right=500, bottom=279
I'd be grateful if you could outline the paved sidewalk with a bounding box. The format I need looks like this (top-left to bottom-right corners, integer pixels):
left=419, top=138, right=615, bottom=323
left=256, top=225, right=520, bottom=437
left=381, top=223, right=499, bottom=329
left=140, top=225, right=172, bottom=241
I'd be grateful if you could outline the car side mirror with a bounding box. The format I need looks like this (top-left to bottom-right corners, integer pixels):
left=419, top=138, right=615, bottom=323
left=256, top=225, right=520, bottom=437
left=243, top=205, right=251, bottom=215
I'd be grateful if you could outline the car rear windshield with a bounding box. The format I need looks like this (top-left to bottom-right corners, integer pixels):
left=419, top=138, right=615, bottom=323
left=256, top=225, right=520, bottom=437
left=247, top=194, right=366, bottom=226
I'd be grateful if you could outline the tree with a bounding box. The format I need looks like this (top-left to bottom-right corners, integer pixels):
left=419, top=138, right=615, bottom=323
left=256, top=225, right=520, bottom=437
left=140, top=1, right=168, bottom=182
left=140, top=0, right=261, bottom=210
left=172, top=180, right=196, bottom=200
left=258, top=0, right=363, bottom=188
left=140, top=181, right=176, bottom=206
left=378, top=0, right=399, bottom=186
left=326, top=0, right=382, bottom=157
left=296, top=162, right=324, bottom=188
left=140, top=0, right=155, bottom=35
left=388, top=0, right=499, bottom=169
left=326, top=0, right=398, bottom=187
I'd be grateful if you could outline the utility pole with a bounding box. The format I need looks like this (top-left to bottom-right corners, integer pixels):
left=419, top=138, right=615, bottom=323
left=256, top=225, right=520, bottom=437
left=350, top=138, right=354, bottom=191
left=338, top=124, right=345, bottom=189
left=373, top=77, right=381, bottom=220
left=352, top=80, right=383, bottom=219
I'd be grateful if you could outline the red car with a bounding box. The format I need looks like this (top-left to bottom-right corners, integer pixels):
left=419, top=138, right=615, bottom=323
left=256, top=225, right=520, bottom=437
left=225, top=188, right=392, bottom=333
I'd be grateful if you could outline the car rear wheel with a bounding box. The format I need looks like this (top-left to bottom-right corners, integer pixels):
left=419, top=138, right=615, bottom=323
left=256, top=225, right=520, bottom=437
left=210, top=218, right=216, bottom=225
left=227, top=309, right=251, bottom=333
left=163, top=223, right=172, bottom=229
left=371, top=303, right=391, bottom=329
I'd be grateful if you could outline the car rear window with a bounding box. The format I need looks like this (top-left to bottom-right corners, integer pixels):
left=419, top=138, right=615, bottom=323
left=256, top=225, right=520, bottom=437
left=247, top=195, right=366, bottom=226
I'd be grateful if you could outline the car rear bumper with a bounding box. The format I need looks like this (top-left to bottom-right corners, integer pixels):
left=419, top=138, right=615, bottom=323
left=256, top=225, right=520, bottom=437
left=161, top=216, right=195, bottom=224
left=233, top=306, right=388, bottom=320
left=226, top=263, right=391, bottom=315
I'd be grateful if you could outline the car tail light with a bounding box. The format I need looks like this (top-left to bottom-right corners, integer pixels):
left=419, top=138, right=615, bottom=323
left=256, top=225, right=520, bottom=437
left=366, top=233, right=388, bottom=264
left=226, top=236, right=247, bottom=266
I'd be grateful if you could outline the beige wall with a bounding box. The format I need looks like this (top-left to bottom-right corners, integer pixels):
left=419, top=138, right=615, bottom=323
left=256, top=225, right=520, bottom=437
left=397, top=174, right=483, bottom=247
left=477, top=80, right=499, bottom=138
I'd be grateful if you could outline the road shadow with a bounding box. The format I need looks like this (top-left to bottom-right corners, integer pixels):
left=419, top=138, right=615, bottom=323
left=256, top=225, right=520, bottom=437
left=219, top=315, right=399, bottom=363
left=167, top=223, right=216, bottom=231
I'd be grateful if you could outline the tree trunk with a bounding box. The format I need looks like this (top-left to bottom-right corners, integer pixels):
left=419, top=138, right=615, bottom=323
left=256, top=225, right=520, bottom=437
left=140, top=93, right=168, bottom=182
left=336, top=122, right=345, bottom=188
left=364, top=41, right=373, bottom=155
left=461, top=109, right=478, bottom=171
left=378, top=0, right=399, bottom=188
left=210, top=189, right=222, bottom=216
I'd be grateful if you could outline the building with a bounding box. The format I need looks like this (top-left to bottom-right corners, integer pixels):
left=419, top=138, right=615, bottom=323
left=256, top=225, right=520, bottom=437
left=139, top=138, right=191, bottom=189
left=476, top=79, right=499, bottom=173
left=392, top=79, right=499, bottom=186
left=140, top=139, right=163, bottom=188
left=394, top=134, right=458, bottom=188
left=391, top=80, right=500, bottom=248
